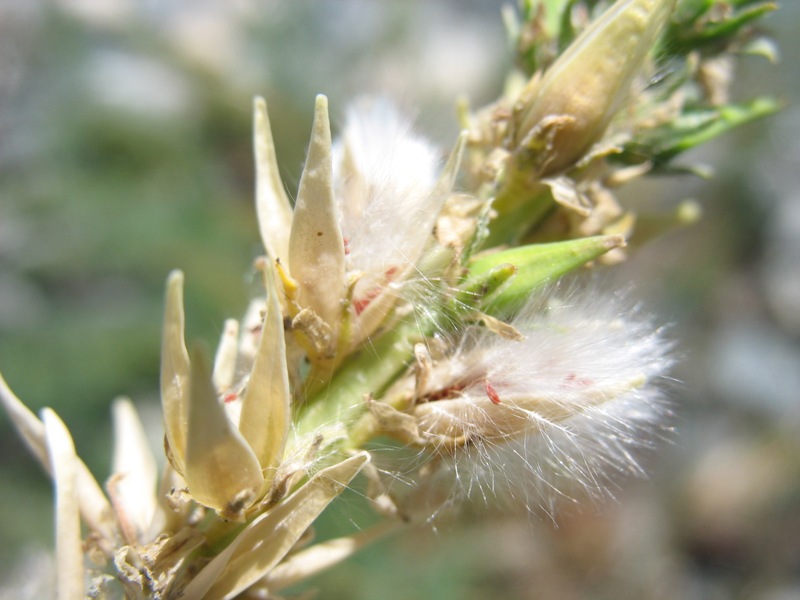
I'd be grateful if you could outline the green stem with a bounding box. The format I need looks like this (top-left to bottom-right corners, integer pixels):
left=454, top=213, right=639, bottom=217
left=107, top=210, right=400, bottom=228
left=295, top=319, right=424, bottom=440
left=482, top=175, right=554, bottom=248
left=345, top=411, right=382, bottom=450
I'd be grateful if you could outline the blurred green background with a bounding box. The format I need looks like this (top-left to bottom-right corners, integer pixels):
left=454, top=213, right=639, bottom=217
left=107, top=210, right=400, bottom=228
left=1, top=1, right=798, bottom=598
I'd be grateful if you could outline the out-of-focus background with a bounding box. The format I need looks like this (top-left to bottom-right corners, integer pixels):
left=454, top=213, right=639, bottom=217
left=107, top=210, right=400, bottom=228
left=0, top=1, right=797, bottom=598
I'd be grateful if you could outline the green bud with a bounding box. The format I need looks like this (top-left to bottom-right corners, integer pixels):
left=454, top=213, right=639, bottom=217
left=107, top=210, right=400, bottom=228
left=512, top=0, right=677, bottom=175
left=468, top=234, right=626, bottom=314
left=454, top=263, right=518, bottom=312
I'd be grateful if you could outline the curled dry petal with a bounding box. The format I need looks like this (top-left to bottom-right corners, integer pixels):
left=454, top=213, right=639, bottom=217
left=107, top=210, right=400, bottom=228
left=42, top=408, right=84, bottom=600
left=109, top=397, right=158, bottom=545
left=161, top=270, right=191, bottom=474
left=182, top=452, right=370, bottom=600
left=237, top=262, right=291, bottom=489
left=184, top=346, right=264, bottom=520
left=254, top=97, right=294, bottom=263
left=288, top=95, right=346, bottom=332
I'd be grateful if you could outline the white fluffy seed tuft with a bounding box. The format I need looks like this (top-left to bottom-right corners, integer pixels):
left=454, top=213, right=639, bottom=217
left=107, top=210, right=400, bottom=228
left=406, top=280, right=674, bottom=517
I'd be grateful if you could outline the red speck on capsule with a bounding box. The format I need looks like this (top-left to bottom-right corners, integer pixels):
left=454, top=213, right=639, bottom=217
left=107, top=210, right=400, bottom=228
left=485, top=381, right=501, bottom=405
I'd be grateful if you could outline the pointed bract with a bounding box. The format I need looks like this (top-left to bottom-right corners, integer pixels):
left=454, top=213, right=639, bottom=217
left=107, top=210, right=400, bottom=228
left=161, top=270, right=191, bottom=474
left=42, top=409, right=84, bottom=600
left=254, top=97, right=294, bottom=263
left=109, top=398, right=158, bottom=545
left=238, top=262, right=291, bottom=486
left=0, top=372, right=116, bottom=546
left=213, top=319, right=239, bottom=394
left=184, top=452, right=369, bottom=600
left=289, top=95, right=346, bottom=332
left=185, top=346, right=264, bottom=519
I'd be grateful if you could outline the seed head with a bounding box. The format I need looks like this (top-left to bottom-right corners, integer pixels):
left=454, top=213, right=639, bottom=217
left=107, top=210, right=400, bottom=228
left=410, top=281, right=673, bottom=506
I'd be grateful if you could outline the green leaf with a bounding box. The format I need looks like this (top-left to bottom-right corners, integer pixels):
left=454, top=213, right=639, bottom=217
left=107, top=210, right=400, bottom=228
left=468, top=235, right=625, bottom=314
left=673, top=0, right=714, bottom=25
left=690, top=3, right=777, bottom=46
left=668, top=1, right=777, bottom=52
left=625, top=97, right=781, bottom=166
left=453, top=263, right=519, bottom=312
